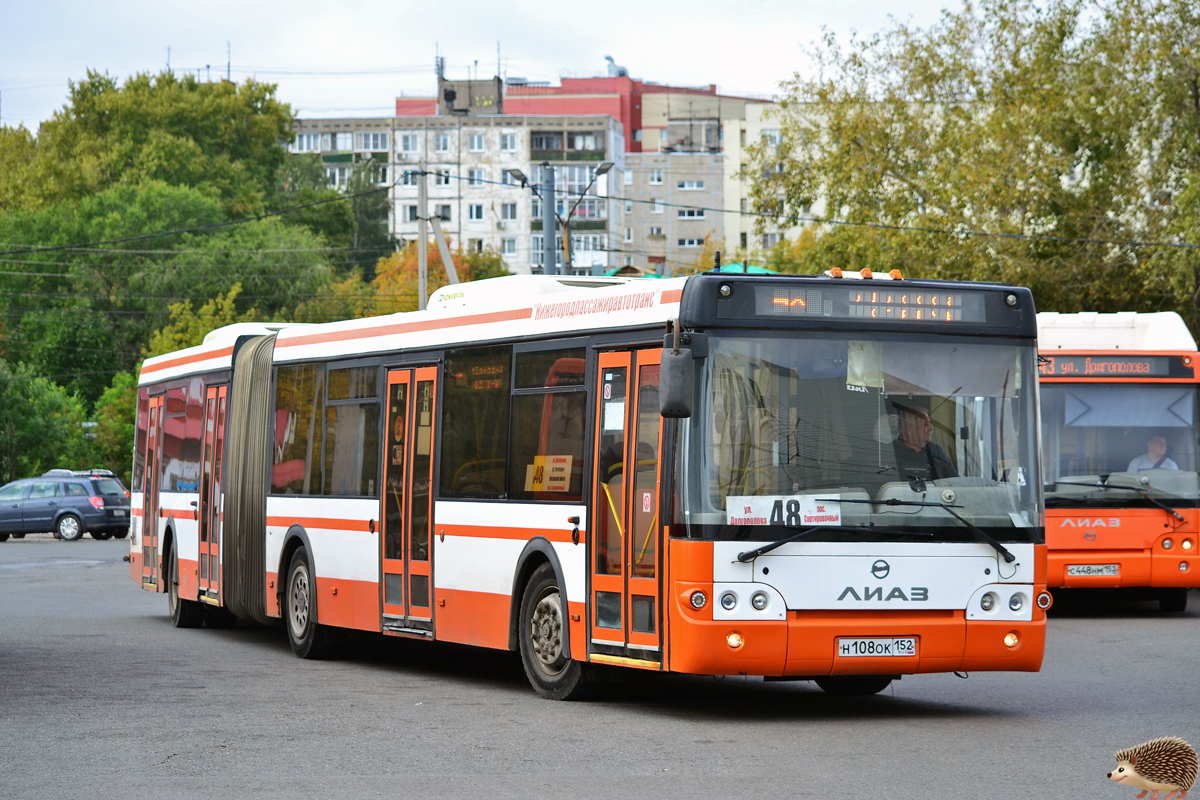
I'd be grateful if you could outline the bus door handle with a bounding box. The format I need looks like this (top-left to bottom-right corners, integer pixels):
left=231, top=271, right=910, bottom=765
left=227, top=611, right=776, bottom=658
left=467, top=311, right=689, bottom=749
left=568, top=516, right=580, bottom=545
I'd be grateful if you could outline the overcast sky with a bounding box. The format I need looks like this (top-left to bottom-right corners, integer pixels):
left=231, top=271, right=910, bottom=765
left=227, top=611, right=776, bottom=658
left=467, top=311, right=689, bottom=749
left=1, top=0, right=952, bottom=129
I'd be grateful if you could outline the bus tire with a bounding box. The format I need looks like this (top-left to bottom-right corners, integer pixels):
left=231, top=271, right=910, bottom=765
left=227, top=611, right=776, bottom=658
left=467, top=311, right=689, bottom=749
left=814, top=675, right=894, bottom=696
left=518, top=562, right=589, bottom=700
left=168, top=545, right=204, bottom=628
left=285, top=546, right=331, bottom=659
left=1159, top=588, right=1188, bottom=613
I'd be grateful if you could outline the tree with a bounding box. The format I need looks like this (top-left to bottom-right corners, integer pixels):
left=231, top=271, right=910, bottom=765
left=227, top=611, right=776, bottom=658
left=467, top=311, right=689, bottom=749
left=272, top=153, right=355, bottom=249
left=373, top=241, right=509, bottom=314
left=144, top=284, right=264, bottom=358
left=8, top=70, right=294, bottom=217
left=344, top=159, right=394, bottom=279
left=90, top=372, right=138, bottom=484
left=747, top=0, right=1200, bottom=322
left=0, top=361, right=88, bottom=485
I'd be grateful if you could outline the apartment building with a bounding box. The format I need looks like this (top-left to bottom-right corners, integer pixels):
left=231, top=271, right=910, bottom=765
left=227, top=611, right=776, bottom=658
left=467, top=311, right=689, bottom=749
left=620, top=153, right=723, bottom=275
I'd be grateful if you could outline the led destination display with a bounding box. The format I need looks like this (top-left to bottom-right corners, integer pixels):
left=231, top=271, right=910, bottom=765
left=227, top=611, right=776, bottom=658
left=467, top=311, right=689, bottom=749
left=753, top=285, right=988, bottom=324
left=1038, top=355, right=1173, bottom=378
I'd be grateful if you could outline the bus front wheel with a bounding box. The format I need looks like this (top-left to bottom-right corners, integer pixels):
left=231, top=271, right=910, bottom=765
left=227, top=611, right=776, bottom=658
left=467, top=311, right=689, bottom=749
left=814, top=675, right=894, bottom=696
left=1160, top=588, right=1188, bottom=613
left=518, top=562, right=589, bottom=700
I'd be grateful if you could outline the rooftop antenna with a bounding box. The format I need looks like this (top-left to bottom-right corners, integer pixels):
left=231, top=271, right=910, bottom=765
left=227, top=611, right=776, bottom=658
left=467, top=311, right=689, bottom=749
left=166, top=46, right=171, bottom=73
left=226, top=42, right=231, bottom=81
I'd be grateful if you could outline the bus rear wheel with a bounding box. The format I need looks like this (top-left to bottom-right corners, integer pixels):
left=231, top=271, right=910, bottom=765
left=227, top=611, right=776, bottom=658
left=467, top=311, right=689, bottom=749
left=1160, top=589, right=1188, bottom=613
left=814, top=675, right=894, bottom=696
left=518, top=563, right=589, bottom=700
left=285, top=546, right=331, bottom=659
left=168, top=546, right=204, bottom=628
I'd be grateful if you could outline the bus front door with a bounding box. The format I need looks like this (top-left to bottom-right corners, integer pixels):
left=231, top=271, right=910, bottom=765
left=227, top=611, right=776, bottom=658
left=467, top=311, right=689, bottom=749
left=591, top=349, right=664, bottom=664
left=198, top=384, right=227, bottom=602
left=380, top=366, right=438, bottom=634
left=142, top=394, right=164, bottom=589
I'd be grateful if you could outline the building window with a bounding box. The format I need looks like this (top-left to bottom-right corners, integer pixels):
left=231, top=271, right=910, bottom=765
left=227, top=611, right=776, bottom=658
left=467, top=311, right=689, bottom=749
left=761, top=233, right=779, bottom=249
left=325, top=165, right=350, bottom=187
left=355, top=132, right=388, bottom=152
left=468, top=133, right=484, bottom=152
left=649, top=199, right=663, bottom=214
left=677, top=208, right=705, bottom=219
left=568, top=132, right=598, bottom=150
left=677, top=180, right=704, bottom=190
left=623, top=170, right=632, bottom=186
left=435, top=170, right=451, bottom=186
left=532, top=132, right=562, bottom=150
left=501, top=203, right=517, bottom=220
left=468, top=168, right=484, bottom=186
left=400, top=133, right=419, bottom=153
left=502, top=238, right=517, bottom=256
left=400, top=170, right=419, bottom=186
left=624, top=256, right=633, bottom=266
left=335, top=132, right=353, bottom=152
left=761, top=129, right=781, bottom=146
left=404, top=205, right=419, bottom=222
left=678, top=238, right=703, bottom=247
left=649, top=226, right=663, bottom=237
left=624, top=227, right=633, bottom=243
left=436, top=205, right=452, bottom=221
left=468, top=204, right=484, bottom=221
left=500, top=133, right=517, bottom=151
left=293, top=132, right=323, bottom=153
left=468, top=238, right=484, bottom=252
left=624, top=199, right=633, bottom=213
left=648, top=169, right=663, bottom=185
left=436, top=132, right=451, bottom=152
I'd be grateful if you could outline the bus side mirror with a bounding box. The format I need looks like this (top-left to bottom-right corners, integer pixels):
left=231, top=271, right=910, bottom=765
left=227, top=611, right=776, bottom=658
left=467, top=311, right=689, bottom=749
left=661, top=320, right=693, bottom=418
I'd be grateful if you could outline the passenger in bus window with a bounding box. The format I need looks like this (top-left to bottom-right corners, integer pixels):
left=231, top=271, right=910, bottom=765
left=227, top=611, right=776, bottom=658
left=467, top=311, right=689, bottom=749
left=893, top=405, right=958, bottom=481
left=1128, top=435, right=1179, bottom=471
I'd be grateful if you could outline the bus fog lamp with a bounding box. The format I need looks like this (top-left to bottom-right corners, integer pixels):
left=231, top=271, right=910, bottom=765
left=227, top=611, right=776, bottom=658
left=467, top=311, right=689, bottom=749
left=720, top=592, right=738, bottom=611
left=1184, top=539, right=1194, bottom=551
left=980, top=593, right=996, bottom=611
left=1003, top=632, right=1020, bottom=648
left=725, top=631, right=744, bottom=649
left=690, top=591, right=708, bottom=609
left=1181, top=562, right=1189, bottom=572
left=1163, top=538, right=1174, bottom=550
left=1009, top=594, right=1024, bottom=612
left=751, top=592, right=768, bottom=610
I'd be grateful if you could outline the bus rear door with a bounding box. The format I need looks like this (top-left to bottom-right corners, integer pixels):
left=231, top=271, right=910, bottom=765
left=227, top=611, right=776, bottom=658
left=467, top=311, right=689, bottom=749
left=142, top=394, right=164, bottom=589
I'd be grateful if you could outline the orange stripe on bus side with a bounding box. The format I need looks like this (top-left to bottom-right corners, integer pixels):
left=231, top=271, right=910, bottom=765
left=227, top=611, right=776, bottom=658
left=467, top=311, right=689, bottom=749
left=276, top=307, right=534, bottom=348
left=141, top=346, right=233, bottom=375
left=312, top=576, right=381, bottom=632
left=661, top=288, right=683, bottom=304
left=440, top=523, right=575, bottom=544
left=264, top=516, right=372, bottom=532
left=434, top=587, right=510, bottom=650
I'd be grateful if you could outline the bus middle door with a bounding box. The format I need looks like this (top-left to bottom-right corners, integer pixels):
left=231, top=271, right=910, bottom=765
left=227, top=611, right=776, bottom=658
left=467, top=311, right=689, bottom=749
left=591, top=349, right=663, bottom=665
left=380, top=367, right=438, bottom=635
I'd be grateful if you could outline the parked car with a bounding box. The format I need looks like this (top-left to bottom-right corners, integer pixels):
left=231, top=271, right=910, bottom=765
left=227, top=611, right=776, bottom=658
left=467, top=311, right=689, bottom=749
left=0, top=469, right=131, bottom=542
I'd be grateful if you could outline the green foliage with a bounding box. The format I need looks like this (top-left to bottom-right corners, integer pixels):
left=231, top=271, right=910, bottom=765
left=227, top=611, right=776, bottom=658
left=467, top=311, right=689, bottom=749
left=345, top=160, right=394, bottom=279
left=12, top=70, right=293, bottom=217
left=0, top=361, right=88, bottom=485
left=90, top=372, right=138, bottom=485
left=272, top=153, right=355, bottom=249
left=145, top=284, right=262, bottom=358
left=747, top=0, right=1200, bottom=324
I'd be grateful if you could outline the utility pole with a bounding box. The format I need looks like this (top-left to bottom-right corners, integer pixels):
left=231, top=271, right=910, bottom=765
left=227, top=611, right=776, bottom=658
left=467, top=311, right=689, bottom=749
left=418, top=163, right=429, bottom=310
left=227, top=42, right=231, bottom=81
left=541, top=162, right=556, bottom=275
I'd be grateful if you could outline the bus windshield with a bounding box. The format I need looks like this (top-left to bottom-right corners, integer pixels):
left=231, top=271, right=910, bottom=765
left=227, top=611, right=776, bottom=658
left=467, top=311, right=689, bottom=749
left=675, top=332, right=1041, bottom=541
left=1042, top=383, right=1200, bottom=505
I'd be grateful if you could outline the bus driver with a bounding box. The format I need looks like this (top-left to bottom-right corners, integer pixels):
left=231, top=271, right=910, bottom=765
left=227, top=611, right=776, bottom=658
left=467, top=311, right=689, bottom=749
left=894, top=405, right=959, bottom=481
left=1128, top=435, right=1179, bottom=472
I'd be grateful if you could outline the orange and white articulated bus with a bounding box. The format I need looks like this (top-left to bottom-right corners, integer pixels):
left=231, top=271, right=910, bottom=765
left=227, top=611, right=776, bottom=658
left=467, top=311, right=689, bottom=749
left=1038, top=311, right=1199, bottom=612
left=129, top=270, right=1048, bottom=698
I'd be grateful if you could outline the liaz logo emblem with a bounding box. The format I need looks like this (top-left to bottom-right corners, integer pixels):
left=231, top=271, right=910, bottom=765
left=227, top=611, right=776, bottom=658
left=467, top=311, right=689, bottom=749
left=837, top=586, right=929, bottom=601
left=1060, top=518, right=1120, bottom=528
left=871, top=560, right=890, bottom=579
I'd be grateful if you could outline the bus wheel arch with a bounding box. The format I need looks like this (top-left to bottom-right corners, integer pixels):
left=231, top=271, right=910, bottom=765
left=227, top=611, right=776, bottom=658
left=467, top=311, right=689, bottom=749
left=279, top=526, right=331, bottom=659
left=508, top=538, right=571, bottom=661
left=276, top=525, right=312, bottom=614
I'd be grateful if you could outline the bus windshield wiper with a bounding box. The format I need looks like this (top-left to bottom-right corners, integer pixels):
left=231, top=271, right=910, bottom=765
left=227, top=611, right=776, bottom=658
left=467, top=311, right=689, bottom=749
left=735, top=524, right=933, bottom=563
left=818, top=497, right=1016, bottom=563
left=1053, top=477, right=1186, bottom=523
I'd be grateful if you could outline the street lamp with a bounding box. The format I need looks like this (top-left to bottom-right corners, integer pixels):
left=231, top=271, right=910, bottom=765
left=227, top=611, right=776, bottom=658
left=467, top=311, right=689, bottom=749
left=562, top=161, right=613, bottom=276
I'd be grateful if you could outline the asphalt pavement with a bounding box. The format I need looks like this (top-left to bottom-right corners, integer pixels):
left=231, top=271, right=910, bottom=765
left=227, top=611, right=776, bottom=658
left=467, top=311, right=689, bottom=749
left=1, top=534, right=1196, bottom=800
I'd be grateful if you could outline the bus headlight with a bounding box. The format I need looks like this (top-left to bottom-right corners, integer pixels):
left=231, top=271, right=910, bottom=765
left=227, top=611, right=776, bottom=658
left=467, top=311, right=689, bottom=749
left=1183, top=539, right=1194, bottom=551
left=1009, top=593, right=1024, bottom=612
left=1163, top=538, right=1174, bottom=550
left=980, top=593, right=996, bottom=611
left=720, top=592, right=738, bottom=611
left=751, top=592, right=768, bottom=611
